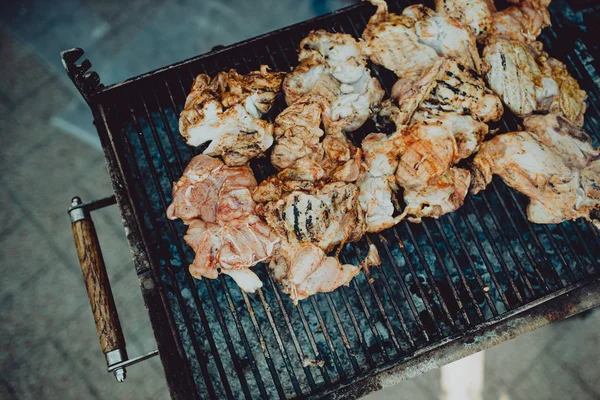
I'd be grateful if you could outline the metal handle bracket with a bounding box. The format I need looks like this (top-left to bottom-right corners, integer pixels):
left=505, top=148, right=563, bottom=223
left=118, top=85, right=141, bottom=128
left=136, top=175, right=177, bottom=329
left=68, top=196, right=158, bottom=381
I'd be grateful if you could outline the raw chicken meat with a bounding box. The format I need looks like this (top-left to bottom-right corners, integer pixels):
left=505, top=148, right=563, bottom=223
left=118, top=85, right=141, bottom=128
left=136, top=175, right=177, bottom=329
left=166, top=154, right=257, bottom=224
left=489, top=0, right=551, bottom=44
left=435, top=0, right=494, bottom=41
left=167, top=155, right=280, bottom=292
left=283, top=30, right=384, bottom=133
left=179, top=66, right=284, bottom=166
left=483, top=37, right=586, bottom=125
left=362, top=0, right=482, bottom=80
left=392, top=59, right=504, bottom=125
left=471, top=114, right=600, bottom=225
left=184, top=216, right=279, bottom=292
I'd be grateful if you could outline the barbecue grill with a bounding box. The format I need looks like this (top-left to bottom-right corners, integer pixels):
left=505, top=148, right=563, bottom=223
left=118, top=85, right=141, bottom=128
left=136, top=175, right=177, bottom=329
left=64, top=0, right=600, bottom=398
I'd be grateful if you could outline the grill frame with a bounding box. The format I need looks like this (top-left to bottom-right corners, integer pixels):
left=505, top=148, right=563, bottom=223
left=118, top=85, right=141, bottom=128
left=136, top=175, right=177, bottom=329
left=63, top=1, right=600, bottom=399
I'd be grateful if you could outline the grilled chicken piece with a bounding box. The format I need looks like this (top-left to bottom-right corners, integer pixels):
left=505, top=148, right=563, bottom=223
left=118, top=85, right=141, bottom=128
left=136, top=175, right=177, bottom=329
left=483, top=38, right=586, bottom=125
left=489, top=0, right=551, bottom=44
left=283, top=30, right=384, bottom=133
left=269, top=241, right=361, bottom=304
left=401, top=167, right=472, bottom=223
left=539, top=55, right=588, bottom=127
left=395, top=120, right=460, bottom=189
left=167, top=155, right=280, bottom=292
left=358, top=174, right=401, bottom=232
left=412, top=109, right=489, bottom=160
left=435, top=0, right=494, bottom=42
left=258, top=182, right=365, bottom=252
left=377, top=104, right=473, bottom=223
left=179, top=66, right=284, bottom=166
left=362, top=1, right=482, bottom=80
left=392, top=59, right=504, bottom=125
left=257, top=181, right=366, bottom=303
left=471, top=114, right=600, bottom=225
left=357, top=108, right=406, bottom=232
left=403, top=5, right=483, bottom=73
left=271, top=96, right=327, bottom=170
left=267, top=95, right=362, bottom=193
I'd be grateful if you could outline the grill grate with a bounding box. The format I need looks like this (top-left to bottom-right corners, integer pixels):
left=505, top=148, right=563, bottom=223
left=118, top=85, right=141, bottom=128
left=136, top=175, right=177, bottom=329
left=81, top=0, right=600, bottom=398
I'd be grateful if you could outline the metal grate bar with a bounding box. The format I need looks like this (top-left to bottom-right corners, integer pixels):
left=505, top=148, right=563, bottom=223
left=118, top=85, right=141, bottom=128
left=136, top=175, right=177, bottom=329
left=420, top=223, right=472, bottom=326
left=256, top=289, right=304, bottom=397
left=492, top=173, right=553, bottom=291
left=402, top=223, right=458, bottom=328
left=128, top=102, right=237, bottom=398
left=264, top=273, right=320, bottom=391
left=570, top=222, right=600, bottom=272
left=499, top=117, right=579, bottom=289
left=538, top=224, right=575, bottom=286
left=336, top=283, right=385, bottom=365
left=555, top=224, right=588, bottom=280
left=159, top=76, right=272, bottom=398
left=476, top=191, right=536, bottom=297
left=150, top=87, right=185, bottom=172
left=466, top=197, right=525, bottom=305
left=391, top=226, right=444, bottom=336
left=444, top=216, right=499, bottom=316
left=219, top=277, right=271, bottom=399
left=322, top=292, right=367, bottom=372
left=431, top=219, right=485, bottom=321
left=139, top=92, right=258, bottom=398
left=364, top=236, right=418, bottom=348
left=295, top=301, right=332, bottom=385
left=306, top=296, right=348, bottom=381
left=117, top=104, right=217, bottom=398
left=240, top=291, right=287, bottom=398
left=487, top=181, right=549, bottom=294
left=457, top=211, right=512, bottom=311
left=339, top=253, right=392, bottom=361
left=376, top=233, right=431, bottom=342
left=349, top=244, right=403, bottom=352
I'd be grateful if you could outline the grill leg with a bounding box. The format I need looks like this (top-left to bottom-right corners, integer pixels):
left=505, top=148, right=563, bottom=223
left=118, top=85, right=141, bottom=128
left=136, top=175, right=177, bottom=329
left=441, top=351, right=486, bottom=400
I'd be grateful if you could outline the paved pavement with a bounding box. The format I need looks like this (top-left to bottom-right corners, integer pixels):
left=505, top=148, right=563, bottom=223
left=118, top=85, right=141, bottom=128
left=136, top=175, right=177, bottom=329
left=0, top=0, right=598, bottom=399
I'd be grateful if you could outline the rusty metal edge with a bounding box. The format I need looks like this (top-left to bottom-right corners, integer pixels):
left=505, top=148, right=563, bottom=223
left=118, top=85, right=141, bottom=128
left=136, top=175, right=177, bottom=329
left=316, top=278, right=600, bottom=400
left=92, top=102, right=198, bottom=400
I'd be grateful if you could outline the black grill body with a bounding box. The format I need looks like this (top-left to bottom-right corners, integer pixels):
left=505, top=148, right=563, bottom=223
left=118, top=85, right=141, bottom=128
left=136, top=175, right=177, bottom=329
left=63, top=0, right=600, bottom=398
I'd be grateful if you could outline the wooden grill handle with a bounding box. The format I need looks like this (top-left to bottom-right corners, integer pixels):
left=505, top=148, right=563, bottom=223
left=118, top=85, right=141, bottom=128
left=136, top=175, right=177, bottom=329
left=69, top=197, right=127, bottom=381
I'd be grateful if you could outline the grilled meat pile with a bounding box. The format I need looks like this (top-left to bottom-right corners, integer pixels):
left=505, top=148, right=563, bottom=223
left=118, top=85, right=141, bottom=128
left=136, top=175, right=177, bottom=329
left=166, top=0, right=597, bottom=300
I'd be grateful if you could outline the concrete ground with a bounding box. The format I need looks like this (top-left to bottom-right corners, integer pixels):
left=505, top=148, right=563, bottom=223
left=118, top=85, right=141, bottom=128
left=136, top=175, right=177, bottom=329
left=0, top=0, right=598, bottom=399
